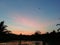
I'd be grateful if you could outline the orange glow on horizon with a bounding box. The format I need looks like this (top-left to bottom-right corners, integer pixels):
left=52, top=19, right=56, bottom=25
left=11, top=30, right=34, bottom=35
left=7, top=25, right=46, bottom=35
left=7, top=14, right=53, bottom=35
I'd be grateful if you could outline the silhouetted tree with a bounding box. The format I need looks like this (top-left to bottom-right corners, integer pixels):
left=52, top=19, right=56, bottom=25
left=34, top=30, right=41, bottom=35
left=50, top=30, right=56, bottom=34
left=0, top=21, right=7, bottom=32
left=0, top=21, right=11, bottom=34
left=56, top=24, right=60, bottom=26
left=57, top=28, right=60, bottom=32
left=56, top=24, right=60, bottom=32
left=46, top=32, right=49, bottom=34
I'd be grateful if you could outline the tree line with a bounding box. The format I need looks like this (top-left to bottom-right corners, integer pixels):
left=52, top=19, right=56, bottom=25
left=0, top=21, right=60, bottom=45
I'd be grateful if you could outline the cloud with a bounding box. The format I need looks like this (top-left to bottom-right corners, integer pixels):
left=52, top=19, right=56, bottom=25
left=8, top=12, right=57, bottom=34
left=10, top=15, right=48, bottom=33
left=9, top=13, right=40, bottom=28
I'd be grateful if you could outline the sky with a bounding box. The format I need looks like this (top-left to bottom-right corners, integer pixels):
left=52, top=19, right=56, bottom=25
left=0, top=0, right=60, bottom=35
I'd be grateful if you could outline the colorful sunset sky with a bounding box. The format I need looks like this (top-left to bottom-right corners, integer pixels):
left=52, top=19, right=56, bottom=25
left=0, top=0, right=60, bottom=35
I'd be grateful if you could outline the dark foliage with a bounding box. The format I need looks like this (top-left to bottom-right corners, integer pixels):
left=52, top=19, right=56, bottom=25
left=0, top=21, right=60, bottom=45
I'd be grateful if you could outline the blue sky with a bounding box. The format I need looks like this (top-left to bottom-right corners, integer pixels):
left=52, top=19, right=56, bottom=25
left=0, top=0, right=60, bottom=34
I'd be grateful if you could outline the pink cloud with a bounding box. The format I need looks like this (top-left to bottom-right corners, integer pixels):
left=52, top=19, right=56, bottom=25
left=8, top=12, right=51, bottom=28
left=8, top=13, right=55, bottom=34
left=11, top=16, right=50, bottom=33
left=7, top=25, right=34, bottom=35
left=10, top=15, right=40, bottom=28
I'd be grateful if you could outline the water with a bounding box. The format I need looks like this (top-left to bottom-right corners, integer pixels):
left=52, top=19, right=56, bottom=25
left=0, top=41, right=48, bottom=45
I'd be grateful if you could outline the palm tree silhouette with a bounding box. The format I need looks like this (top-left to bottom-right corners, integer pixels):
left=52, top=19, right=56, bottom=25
left=56, top=24, right=60, bottom=32
left=0, top=21, right=10, bottom=34
left=57, top=28, right=60, bottom=32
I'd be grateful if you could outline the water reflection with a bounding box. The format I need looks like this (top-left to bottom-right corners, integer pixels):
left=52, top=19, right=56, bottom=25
left=35, top=41, right=41, bottom=45
left=20, top=41, right=43, bottom=45
left=0, top=41, right=48, bottom=45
